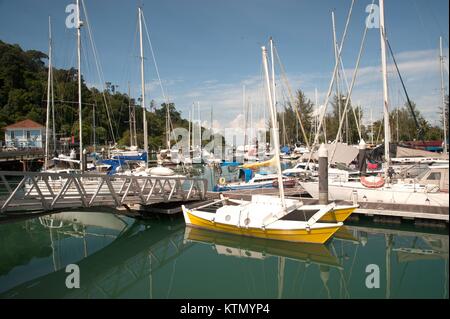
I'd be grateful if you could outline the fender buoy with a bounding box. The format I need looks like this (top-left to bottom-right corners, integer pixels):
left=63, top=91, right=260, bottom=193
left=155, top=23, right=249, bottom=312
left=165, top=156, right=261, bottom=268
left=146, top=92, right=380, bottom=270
left=360, top=176, right=385, bottom=188
left=218, top=177, right=226, bottom=185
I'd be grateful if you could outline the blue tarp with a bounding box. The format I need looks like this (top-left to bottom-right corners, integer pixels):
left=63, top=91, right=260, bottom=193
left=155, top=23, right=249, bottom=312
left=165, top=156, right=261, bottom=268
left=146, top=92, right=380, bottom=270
left=281, top=146, right=290, bottom=154
left=112, top=152, right=147, bottom=162
left=242, top=168, right=253, bottom=183
left=98, top=159, right=124, bottom=175
left=98, top=152, right=147, bottom=175
left=220, top=161, right=241, bottom=167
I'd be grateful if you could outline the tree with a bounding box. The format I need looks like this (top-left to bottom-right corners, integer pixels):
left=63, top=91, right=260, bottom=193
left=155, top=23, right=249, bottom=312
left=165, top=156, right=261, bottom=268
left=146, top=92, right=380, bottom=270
left=325, top=94, right=363, bottom=144
left=278, top=89, right=313, bottom=145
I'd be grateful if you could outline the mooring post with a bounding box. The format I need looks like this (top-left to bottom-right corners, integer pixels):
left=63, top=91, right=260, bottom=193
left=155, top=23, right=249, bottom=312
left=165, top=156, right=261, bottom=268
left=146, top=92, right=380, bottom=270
left=318, top=143, right=328, bottom=205
left=82, top=148, right=87, bottom=172
left=358, top=139, right=367, bottom=176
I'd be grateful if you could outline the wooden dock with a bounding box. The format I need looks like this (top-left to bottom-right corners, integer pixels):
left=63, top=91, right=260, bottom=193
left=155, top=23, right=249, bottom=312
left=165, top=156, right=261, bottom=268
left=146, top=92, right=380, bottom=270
left=0, top=149, right=44, bottom=162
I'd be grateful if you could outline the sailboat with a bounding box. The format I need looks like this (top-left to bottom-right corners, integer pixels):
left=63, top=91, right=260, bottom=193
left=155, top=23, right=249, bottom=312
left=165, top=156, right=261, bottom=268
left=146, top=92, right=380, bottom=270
left=300, top=0, right=449, bottom=209
left=181, top=45, right=357, bottom=244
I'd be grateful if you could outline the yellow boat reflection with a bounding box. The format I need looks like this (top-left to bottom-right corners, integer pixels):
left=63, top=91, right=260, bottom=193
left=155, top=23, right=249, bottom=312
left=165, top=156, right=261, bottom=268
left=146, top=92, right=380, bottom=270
left=184, top=226, right=343, bottom=269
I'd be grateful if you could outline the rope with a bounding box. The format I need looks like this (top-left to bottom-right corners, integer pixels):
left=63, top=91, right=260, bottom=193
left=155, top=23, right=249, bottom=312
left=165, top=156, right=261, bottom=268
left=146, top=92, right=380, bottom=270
left=142, top=12, right=177, bottom=145
left=274, top=46, right=310, bottom=148
left=81, top=0, right=117, bottom=145
left=308, top=0, right=356, bottom=160
left=329, top=8, right=370, bottom=164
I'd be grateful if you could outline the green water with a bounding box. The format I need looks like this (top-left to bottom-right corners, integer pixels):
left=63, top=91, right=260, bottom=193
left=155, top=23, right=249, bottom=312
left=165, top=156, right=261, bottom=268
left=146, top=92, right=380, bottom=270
left=0, top=210, right=447, bottom=299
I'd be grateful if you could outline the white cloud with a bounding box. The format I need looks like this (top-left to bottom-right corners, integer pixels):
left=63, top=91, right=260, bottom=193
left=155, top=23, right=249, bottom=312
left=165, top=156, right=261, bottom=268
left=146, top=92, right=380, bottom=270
left=166, top=48, right=448, bottom=129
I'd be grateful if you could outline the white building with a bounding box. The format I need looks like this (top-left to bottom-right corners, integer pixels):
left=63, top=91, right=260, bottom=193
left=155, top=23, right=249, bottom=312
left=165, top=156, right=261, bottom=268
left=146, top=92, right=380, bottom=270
left=3, top=119, right=45, bottom=148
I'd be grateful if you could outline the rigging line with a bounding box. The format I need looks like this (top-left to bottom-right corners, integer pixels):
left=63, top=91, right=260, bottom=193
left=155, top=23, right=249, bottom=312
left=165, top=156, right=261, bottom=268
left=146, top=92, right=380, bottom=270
left=376, top=118, right=383, bottom=145
left=338, top=53, right=362, bottom=139
left=142, top=12, right=177, bottom=142
left=81, top=0, right=117, bottom=144
left=411, top=0, right=435, bottom=50
left=425, top=0, right=449, bottom=46
left=386, top=38, right=424, bottom=141
left=329, top=13, right=369, bottom=164
left=308, top=0, right=357, bottom=157
left=141, top=12, right=169, bottom=103
left=274, top=45, right=310, bottom=148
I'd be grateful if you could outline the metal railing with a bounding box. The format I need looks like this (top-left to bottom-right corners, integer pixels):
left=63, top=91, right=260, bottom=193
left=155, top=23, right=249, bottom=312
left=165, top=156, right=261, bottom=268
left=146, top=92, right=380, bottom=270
left=0, top=171, right=208, bottom=213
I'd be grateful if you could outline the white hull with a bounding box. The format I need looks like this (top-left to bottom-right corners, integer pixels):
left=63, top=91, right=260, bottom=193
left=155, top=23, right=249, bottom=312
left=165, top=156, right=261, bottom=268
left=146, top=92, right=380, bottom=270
left=300, top=181, right=449, bottom=207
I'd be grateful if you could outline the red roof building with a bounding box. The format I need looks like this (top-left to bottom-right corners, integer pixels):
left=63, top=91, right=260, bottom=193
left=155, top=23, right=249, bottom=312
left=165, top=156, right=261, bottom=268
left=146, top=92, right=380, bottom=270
left=4, top=119, right=44, bottom=130
left=3, top=119, right=45, bottom=148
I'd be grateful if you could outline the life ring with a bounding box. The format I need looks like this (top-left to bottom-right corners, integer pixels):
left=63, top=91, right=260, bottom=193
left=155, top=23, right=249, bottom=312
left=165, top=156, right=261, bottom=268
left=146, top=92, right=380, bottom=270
left=360, top=176, right=385, bottom=188
left=218, top=177, right=226, bottom=185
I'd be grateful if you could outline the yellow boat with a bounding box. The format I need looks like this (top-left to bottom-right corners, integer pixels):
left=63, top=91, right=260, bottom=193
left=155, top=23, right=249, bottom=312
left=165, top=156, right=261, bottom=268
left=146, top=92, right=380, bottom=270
left=182, top=195, right=358, bottom=244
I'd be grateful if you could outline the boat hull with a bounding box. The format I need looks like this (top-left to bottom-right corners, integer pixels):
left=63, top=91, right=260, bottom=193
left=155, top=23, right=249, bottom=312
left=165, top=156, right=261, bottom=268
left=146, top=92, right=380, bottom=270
left=301, top=181, right=449, bottom=207
left=321, top=206, right=356, bottom=222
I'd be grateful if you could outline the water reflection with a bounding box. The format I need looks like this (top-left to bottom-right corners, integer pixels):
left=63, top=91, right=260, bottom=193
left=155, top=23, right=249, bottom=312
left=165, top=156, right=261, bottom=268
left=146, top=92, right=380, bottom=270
left=0, top=211, right=447, bottom=299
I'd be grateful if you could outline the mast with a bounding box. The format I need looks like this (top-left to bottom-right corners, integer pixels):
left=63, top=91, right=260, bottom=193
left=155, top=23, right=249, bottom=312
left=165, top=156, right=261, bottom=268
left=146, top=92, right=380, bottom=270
left=270, top=37, right=277, bottom=113
left=50, top=32, right=56, bottom=154
left=76, top=0, right=83, bottom=171
left=139, top=7, right=148, bottom=167
left=44, top=16, right=52, bottom=170
left=370, top=109, right=374, bottom=145
left=188, top=109, right=191, bottom=153
left=92, top=102, right=96, bottom=152
left=262, top=46, right=285, bottom=208
left=440, top=36, right=448, bottom=154
left=243, top=85, right=247, bottom=149
left=332, top=11, right=343, bottom=143
left=166, top=101, right=171, bottom=149
left=210, top=106, right=213, bottom=143
left=314, top=88, right=319, bottom=141
left=128, top=82, right=133, bottom=147
left=197, top=101, right=201, bottom=151
left=379, top=0, right=391, bottom=177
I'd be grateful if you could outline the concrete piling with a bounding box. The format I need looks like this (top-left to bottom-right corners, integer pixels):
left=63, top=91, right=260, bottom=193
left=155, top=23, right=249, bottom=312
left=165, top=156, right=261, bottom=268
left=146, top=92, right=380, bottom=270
left=318, top=143, right=328, bottom=205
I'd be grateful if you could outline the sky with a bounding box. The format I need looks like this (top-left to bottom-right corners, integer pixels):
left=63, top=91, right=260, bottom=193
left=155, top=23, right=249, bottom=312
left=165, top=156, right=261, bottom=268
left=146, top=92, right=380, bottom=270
left=0, top=0, right=449, bottom=133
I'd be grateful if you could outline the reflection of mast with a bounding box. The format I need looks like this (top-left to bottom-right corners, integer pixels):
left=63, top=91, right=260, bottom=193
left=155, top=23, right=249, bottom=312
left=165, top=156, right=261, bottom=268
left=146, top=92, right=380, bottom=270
left=49, top=227, right=59, bottom=271
left=445, top=257, right=448, bottom=299
left=277, top=257, right=285, bottom=299
left=385, top=234, right=393, bottom=299
left=319, top=265, right=331, bottom=299
left=148, top=253, right=153, bottom=299
left=83, top=226, right=88, bottom=258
